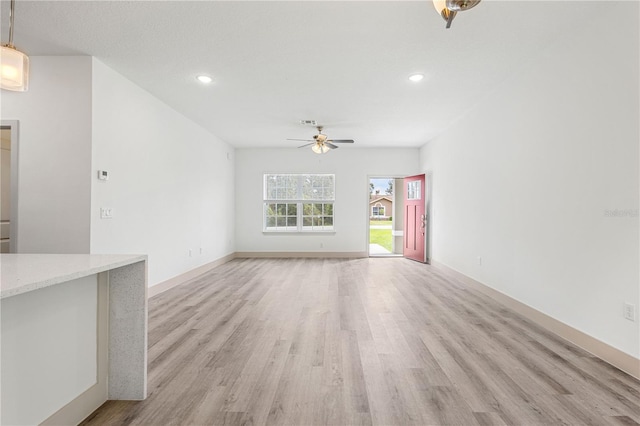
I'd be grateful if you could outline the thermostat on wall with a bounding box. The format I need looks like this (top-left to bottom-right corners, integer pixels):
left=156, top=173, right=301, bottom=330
left=98, top=170, right=109, bottom=181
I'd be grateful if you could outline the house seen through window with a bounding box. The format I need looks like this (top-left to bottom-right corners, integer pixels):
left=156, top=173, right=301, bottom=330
left=263, top=174, right=335, bottom=232
left=372, top=204, right=385, bottom=218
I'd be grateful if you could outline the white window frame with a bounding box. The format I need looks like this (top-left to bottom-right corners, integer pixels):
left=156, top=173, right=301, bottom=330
left=372, top=203, right=385, bottom=217
left=263, top=174, right=335, bottom=233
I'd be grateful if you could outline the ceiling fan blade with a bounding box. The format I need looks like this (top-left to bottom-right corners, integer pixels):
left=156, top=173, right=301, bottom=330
left=297, top=142, right=315, bottom=148
left=288, top=138, right=314, bottom=142
left=325, top=142, right=339, bottom=150
left=328, top=139, right=355, bottom=144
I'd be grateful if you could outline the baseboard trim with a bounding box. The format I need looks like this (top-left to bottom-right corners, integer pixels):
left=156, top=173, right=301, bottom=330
left=431, top=260, right=640, bottom=380
left=235, top=251, right=368, bottom=259
left=148, top=253, right=236, bottom=298
left=40, top=381, right=105, bottom=426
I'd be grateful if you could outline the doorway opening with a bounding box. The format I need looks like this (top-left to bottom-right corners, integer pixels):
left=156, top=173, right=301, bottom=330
left=368, top=177, right=403, bottom=257
left=1, top=121, right=19, bottom=253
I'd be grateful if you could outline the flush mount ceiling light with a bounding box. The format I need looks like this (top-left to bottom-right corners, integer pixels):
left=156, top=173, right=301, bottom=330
left=196, top=75, right=213, bottom=84
left=433, top=0, right=481, bottom=29
left=409, top=73, right=424, bottom=82
left=1, top=0, right=29, bottom=91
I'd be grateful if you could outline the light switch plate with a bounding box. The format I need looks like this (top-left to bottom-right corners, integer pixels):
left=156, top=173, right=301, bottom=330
left=623, top=303, right=636, bottom=321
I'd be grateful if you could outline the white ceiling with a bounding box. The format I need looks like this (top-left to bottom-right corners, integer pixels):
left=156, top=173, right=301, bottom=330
left=1, top=1, right=612, bottom=148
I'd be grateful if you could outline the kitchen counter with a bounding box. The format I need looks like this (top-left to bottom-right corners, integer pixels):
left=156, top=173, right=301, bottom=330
left=0, top=253, right=147, bottom=298
left=1, top=253, right=148, bottom=425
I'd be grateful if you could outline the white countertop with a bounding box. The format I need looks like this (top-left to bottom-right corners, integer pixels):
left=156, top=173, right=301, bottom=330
left=1, top=254, right=147, bottom=299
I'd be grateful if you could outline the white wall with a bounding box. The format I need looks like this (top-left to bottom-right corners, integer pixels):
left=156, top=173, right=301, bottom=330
left=0, top=57, right=92, bottom=253
left=1, top=275, right=98, bottom=425
left=235, top=148, right=419, bottom=253
left=90, top=59, right=235, bottom=287
left=420, top=2, right=639, bottom=358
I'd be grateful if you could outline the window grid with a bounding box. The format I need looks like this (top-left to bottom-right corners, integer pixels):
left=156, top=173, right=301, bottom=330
left=264, top=174, right=335, bottom=232
left=302, top=203, right=334, bottom=231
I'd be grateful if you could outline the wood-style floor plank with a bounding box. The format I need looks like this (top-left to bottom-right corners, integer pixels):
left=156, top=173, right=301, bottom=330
left=82, top=258, right=640, bottom=426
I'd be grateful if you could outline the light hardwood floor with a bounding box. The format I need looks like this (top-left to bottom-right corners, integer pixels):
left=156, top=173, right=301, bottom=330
left=82, top=258, right=640, bottom=425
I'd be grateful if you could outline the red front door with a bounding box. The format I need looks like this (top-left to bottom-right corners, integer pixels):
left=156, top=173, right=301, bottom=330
left=403, top=174, right=426, bottom=263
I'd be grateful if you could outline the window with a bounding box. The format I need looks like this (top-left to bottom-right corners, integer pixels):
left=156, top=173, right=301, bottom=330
left=264, top=174, right=335, bottom=232
left=372, top=203, right=385, bottom=217
left=407, top=180, right=421, bottom=200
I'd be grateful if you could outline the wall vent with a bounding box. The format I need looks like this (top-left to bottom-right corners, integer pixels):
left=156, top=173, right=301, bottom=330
left=300, top=120, right=317, bottom=126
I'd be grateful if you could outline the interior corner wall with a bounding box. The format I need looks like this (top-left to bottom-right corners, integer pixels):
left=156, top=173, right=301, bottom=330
left=0, top=56, right=93, bottom=253
left=90, top=59, right=235, bottom=287
left=419, top=2, right=639, bottom=358
left=235, top=148, right=419, bottom=253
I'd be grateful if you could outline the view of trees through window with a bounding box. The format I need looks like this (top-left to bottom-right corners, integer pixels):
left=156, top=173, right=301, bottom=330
left=264, top=174, right=335, bottom=232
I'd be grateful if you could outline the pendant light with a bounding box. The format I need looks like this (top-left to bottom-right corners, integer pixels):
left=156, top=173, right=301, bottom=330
left=1, top=0, right=29, bottom=91
left=433, top=0, right=481, bottom=29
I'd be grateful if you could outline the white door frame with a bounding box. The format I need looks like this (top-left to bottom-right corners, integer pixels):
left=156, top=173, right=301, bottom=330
left=2, top=120, right=20, bottom=253
left=366, top=175, right=404, bottom=257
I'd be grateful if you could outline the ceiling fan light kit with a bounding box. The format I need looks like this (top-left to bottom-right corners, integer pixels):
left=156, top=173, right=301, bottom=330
left=311, top=143, right=330, bottom=154
left=433, top=0, right=481, bottom=29
left=1, top=0, right=29, bottom=91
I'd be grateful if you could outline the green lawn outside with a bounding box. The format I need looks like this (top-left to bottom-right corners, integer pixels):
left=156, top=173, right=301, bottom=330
left=370, top=228, right=393, bottom=252
left=369, top=220, right=392, bottom=226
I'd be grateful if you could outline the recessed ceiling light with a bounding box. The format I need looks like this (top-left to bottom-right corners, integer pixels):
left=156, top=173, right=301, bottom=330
left=196, top=75, right=213, bottom=84
left=409, top=73, right=425, bottom=82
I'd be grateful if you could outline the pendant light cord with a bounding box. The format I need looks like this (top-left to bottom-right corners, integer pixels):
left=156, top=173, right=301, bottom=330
left=7, top=0, right=16, bottom=48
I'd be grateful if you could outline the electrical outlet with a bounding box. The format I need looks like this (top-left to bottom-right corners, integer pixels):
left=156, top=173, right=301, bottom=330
left=188, top=249, right=193, bottom=257
left=623, top=303, right=636, bottom=321
left=100, top=207, right=113, bottom=219
left=199, top=247, right=203, bottom=255
left=477, top=256, right=482, bottom=266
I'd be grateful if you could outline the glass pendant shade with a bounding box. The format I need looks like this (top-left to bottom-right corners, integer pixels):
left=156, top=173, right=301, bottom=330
left=1, top=45, right=29, bottom=91
left=311, top=143, right=330, bottom=154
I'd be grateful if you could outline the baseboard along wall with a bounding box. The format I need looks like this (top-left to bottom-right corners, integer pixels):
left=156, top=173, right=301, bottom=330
left=431, top=260, right=640, bottom=380
left=234, top=251, right=368, bottom=259
left=148, top=253, right=236, bottom=298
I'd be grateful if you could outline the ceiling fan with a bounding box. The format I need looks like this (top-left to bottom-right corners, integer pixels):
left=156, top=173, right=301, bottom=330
left=287, top=126, right=355, bottom=154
